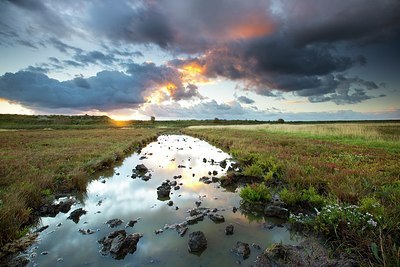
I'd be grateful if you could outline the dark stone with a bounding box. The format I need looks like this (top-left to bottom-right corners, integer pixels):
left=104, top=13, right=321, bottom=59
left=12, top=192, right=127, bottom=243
left=135, top=164, right=148, bottom=173
left=225, top=224, right=234, bottom=235
left=211, top=177, right=220, bottom=183
left=264, top=205, right=289, bottom=219
left=157, top=182, right=171, bottom=199
left=36, top=199, right=75, bottom=217
left=212, top=170, right=218, bottom=176
left=79, top=228, right=97, bottom=235
left=167, top=201, right=174, bottom=206
left=252, top=243, right=262, bottom=250
left=154, top=229, right=163, bottom=234
left=203, top=158, right=207, bottom=163
left=139, top=156, right=147, bottom=160
left=170, top=181, right=177, bottom=186
left=141, top=175, right=151, bottom=181
left=232, top=241, right=250, bottom=259
left=174, top=186, right=180, bottom=190
left=106, top=218, right=123, bottom=228
left=232, top=206, right=238, bottom=213
left=126, top=220, right=138, bottom=228
left=208, top=214, right=225, bottom=223
left=178, top=165, right=186, bottom=168
left=101, top=180, right=106, bottom=183
left=67, top=208, right=86, bottom=223
left=188, top=231, right=207, bottom=252
left=98, top=230, right=143, bottom=260
left=220, top=160, right=227, bottom=169
left=186, top=214, right=204, bottom=225
left=173, top=175, right=182, bottom=179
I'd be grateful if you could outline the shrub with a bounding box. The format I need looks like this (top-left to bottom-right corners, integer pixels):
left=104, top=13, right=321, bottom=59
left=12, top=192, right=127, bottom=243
left=240, top=183, right=271, bottom=203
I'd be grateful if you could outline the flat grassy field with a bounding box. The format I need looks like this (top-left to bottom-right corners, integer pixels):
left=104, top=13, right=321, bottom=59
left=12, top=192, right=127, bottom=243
left=0, top=128, right=160, bottom=246
left=1, top=117, right=399, bottom=265
left=184, top=123, right=400, bottom=265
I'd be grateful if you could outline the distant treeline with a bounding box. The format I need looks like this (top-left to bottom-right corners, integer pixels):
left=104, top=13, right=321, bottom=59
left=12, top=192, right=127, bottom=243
left=0, top=114, right=398, bottom=129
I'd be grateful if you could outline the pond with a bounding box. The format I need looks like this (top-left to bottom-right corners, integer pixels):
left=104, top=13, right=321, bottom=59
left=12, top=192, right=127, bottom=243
left=26, top=135, right=301, bottom=266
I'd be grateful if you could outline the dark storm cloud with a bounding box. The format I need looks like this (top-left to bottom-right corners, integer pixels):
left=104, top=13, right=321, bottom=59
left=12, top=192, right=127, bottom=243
left=5, top=0, right=73, bottom=38
left=1, top=0, right=398, bottom=107
left=284, top=0, right=400, bottom=45
left=0, top=63, right=201, bottom=111
left=86, top=1, right=174, bottom=48
left=236, top=96, right=255, bottom=104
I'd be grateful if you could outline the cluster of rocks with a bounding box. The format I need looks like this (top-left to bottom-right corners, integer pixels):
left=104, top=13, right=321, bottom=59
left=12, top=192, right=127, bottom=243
left=131, top=164, right=151, bottom=181
left=199, top=176, right=220, bottom=184
left=98, top=230, right=143, bottom=260
left=36, top=198, right=75, bottom=217
left=67, top=208, right=87, bottom=223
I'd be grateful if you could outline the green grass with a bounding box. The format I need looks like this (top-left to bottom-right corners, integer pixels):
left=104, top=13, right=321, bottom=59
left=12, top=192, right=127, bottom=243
left=240, top=183, right=271, bottom=203
left=183, top=124, right=400, bottom=265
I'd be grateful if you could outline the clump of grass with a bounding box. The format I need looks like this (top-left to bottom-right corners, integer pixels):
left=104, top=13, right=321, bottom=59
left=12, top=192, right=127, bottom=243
left=240, top=183, right=271, bottom=203
left=280, top=186, right=325, bottom=210
left=239, top=153, right=282, bottom=181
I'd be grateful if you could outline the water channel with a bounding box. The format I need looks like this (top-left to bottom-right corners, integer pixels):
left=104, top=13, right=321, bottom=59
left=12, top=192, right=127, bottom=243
left=26, top=135, right=301, bottom=266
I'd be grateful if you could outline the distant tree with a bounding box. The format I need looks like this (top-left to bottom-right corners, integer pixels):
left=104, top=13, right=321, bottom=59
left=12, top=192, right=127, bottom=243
left=150, top=116, right=155, bottom=123
left=213, top=117, right=220, bottom=123
left=277, top=118, right=285, bottom=123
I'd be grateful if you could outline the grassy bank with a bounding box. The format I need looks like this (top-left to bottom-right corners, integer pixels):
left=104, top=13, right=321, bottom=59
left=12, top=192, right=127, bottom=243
left=183, top=125, right=400, bottom=265
left=0, top=128, right=160, bottom=247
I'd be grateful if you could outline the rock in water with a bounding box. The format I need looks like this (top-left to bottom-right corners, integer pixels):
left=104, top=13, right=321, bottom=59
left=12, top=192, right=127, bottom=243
left=98, top=230, right=143, bottom=260
left=232, top=241, right=251, bottom=259
left=135, top=164, right=148, bottom=173
left=106, top=218, right=123, bottom=228
left=264, top=205, right=289, bottom=219
left=157, top=181, right=171, bottom=199
left=67, top=208, right=86, bottom=223
left=208, top=214, right=225, bottom=223
left=188, top=231, right=207, bottom=253
left=225, top=224, right=234, bottom=235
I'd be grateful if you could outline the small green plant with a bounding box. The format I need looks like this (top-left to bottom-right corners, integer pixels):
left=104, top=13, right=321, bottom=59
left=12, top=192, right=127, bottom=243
left=359, top=196, right=384, bottom=219
left=280, top=186, right=325, bottom=209
left=41, top=188, right=52, bottom=197
left=243, top=163, right=264, bottom=177
left=240, top=183, right=271, bottom=203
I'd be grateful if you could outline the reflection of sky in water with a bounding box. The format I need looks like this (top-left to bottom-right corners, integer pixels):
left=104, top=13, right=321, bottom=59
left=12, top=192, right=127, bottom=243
left=28, top=135, right=302, bottom=266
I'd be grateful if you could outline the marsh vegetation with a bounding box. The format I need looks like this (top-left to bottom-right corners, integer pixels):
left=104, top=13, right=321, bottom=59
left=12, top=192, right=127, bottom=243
left=0, top=115, right=399, bottom=266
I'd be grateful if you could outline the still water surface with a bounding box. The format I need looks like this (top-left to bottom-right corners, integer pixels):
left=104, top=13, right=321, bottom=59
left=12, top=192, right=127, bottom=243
left=28, top=135, right=300, bottom=266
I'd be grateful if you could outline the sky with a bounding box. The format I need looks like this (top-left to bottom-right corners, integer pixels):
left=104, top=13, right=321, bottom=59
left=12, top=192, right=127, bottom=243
left=0, top=0, right=399, bottom=121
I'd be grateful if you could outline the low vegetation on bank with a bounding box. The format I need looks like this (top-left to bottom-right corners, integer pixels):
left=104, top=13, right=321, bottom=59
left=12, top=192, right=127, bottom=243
left=183, top=124, right=400, bottom=266
left=0, top=128, right=160, bottom=247
left=1, top=115, right=399, bottom=266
